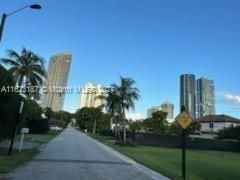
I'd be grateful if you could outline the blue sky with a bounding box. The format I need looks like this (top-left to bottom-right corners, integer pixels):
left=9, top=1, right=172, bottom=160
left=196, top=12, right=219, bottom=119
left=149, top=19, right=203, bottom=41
left=1, top=0, right=240, bottom=119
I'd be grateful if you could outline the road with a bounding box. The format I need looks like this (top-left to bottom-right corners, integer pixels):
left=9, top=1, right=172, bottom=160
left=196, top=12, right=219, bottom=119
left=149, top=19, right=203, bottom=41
left=6, top=127, right=168, bottom=180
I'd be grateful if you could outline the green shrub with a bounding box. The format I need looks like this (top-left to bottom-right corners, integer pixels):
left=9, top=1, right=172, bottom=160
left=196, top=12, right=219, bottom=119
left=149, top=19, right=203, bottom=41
left=218, top=126, right=240, bottom=140
left=26, top=119, right=49, bottom=134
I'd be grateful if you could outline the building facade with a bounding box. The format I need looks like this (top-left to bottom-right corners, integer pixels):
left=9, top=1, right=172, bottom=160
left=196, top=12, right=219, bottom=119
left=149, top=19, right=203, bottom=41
left=161, top=102, right=174, bottom=123
left=180, top=74, right=196, bottom=119
left=80, top=82, right=104, bottom=108
left=196, top=78, right=215, bottom=118
left=196, top=115, right=240, bottom=133
left=42, top=52, right=71, bottom=112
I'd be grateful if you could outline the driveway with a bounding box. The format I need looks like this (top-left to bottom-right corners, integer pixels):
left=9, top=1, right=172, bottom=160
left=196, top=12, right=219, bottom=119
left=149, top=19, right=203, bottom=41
left=5, top=127, right=168, bottom=180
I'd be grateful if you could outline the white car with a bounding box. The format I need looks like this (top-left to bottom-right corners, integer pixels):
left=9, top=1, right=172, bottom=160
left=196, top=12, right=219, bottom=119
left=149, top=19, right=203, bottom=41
left=50, top=126, right=63, bottom=131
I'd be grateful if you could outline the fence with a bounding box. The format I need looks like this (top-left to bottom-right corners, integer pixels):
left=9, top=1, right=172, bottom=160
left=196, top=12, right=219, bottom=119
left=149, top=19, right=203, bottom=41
left=133, top=133, right=240, bottom=152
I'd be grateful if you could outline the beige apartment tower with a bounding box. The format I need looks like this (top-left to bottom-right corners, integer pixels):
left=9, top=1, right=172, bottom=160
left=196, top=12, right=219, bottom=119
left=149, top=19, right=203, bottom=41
left=42, top=52, right=72, bottom=112
left=80, top=82, right=104, bottom=108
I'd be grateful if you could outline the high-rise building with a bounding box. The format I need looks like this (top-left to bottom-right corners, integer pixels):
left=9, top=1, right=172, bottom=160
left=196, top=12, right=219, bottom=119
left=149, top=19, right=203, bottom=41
left=196, top=78, right=215, bottom=118
left=147, top=106, right=162, bottom=118
left=161, top=102, right=174, bottom=123
left=180, top=74, right=196, bottom=119
left=42, top=52, right=71, bottom=112
left=80, top=82, right=104, bottom=108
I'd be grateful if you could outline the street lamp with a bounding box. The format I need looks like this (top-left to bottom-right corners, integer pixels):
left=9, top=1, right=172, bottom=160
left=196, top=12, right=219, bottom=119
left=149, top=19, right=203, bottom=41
left=1, top=4, right=42, bottom=156
left=0, top=4, right=42, bottom=42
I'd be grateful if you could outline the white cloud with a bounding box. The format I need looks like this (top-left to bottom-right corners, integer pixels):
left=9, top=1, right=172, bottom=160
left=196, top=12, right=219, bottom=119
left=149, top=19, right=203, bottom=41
left=223, top=93, right=240, bottom=107
left=126, top=112, right=145, bottom=121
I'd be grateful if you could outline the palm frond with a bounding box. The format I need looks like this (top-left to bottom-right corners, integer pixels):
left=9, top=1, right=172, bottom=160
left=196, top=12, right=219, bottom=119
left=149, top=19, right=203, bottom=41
left=6, top=49, right=21, bottom=60
left=32, top=53, right=45, bottom=66
left=0, top=58, right=20, bottom=67
left=29, top=64, right=46, bottom=77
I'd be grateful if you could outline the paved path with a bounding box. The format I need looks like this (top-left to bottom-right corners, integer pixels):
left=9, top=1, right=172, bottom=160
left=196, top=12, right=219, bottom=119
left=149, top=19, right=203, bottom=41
left=6, top=128, right=168, bottom=180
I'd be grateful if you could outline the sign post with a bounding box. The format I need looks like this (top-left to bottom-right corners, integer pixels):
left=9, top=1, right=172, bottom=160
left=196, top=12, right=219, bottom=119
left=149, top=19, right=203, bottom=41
left=19, top=128, right=29, bottom=152
left=175, top=111, right=192, bottom=179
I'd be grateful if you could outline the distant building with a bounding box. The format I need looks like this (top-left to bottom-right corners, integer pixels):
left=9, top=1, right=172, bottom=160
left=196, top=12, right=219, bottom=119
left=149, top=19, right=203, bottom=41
left=196, top=115, right=240, bottom=133
left=161, top=102, right=174, bottom=123
left=42, top=52, right=71, bottom=112
left=147, top=106, right=162, bottom=118
left=180, top=74, right=196, bottom=119
left=196, top=78, right=215, bottom=118
left=80, top=82, right=104, bottom=108
left=147, top=103, right=174, bottom=123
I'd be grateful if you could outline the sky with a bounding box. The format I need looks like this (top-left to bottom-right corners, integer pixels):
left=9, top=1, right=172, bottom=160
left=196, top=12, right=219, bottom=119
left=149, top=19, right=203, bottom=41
left=1, top=0, right=240, bottom=119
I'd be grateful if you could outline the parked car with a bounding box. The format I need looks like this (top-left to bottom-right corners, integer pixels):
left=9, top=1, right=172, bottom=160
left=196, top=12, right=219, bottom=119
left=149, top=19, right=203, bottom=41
left=50, top=125, right=63, bottom=131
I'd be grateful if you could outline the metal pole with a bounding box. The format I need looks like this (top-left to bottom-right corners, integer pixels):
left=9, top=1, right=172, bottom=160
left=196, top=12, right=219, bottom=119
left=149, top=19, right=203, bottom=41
left=0, top=4, right=41, bottom=43
left=0, top=14, right=7, bottom=42
left=8, top=99, right=24, bottom=156
left=19, top=133, right=24, bottom=152
left=180, top=105, right=186, bottom=179
left=6, top=6, right=29, bottom=17
left=182, top=129, right=186, bottom=179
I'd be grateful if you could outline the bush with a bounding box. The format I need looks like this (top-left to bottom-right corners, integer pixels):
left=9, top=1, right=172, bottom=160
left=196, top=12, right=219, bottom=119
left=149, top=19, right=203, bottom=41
left=99, top=130, right=114, bottom=137
left=218, top=126, right=240, bottom=140
left=20, top=100, right=43, bottom=129
left=49, top=119, right=66, bottom=128
left=27, top=119, right=49, bottom=134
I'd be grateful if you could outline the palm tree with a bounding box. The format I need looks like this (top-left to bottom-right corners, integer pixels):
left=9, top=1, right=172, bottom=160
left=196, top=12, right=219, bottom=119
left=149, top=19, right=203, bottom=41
left=0, top=48, right=46, bottom=100
left=92, top=107, right=103, bottom=134
left=105, top=86, right=121, bottom=128
left=117, top=77, right=140, bottom=144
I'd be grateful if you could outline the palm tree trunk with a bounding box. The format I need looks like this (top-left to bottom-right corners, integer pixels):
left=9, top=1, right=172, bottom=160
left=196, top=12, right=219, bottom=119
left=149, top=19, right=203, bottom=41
left=123, top=107, right=127, bottom=144
left=18, top=75, right=24, bottom=87
left=117, top=125, right=122, bottom=142
left=110, top=116, right=113, bottom=131
left=115, top=126, right=118, bottom=136
left=110, top=108, right=114, bottom=132
left=93, top=118, right=97, bottom=134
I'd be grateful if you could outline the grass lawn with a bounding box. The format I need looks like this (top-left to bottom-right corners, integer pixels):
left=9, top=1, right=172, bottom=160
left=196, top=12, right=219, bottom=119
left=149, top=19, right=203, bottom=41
left=90, top=133, right=240, bottom=180
left=17, top=131, right=60, bottom=144
left=0, top=148, right=39, bottom=173
left=0, top=131, right=60, bottom=173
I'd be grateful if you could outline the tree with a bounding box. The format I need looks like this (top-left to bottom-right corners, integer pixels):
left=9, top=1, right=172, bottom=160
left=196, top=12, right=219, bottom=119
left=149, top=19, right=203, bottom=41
left=92, top=107, right=103, bottom=134
left=44, top=107, right=53, bottom=121
left=129, top=121, right=143, bottom=132
left=187, top=121, right=201, bottom=134
left=0, top=48, right=46, bottom=100
left=75, top=107, right=103, bottom=133
left=116, top=77, right=140, bottom=144
left=75, top=107, right=91, bottom=130
left=143, top=111, right=168, bottom=135
left=168, top=120, right=201, bottom=135
left=105, top=88, right=121, bottom=130
left=98, top=113, right=111, bottom=131
left=52, top=110, right=73, bottom=126
left=20, top=100, right=43, bottom=128
left=0, top=65, right=20, bottom=140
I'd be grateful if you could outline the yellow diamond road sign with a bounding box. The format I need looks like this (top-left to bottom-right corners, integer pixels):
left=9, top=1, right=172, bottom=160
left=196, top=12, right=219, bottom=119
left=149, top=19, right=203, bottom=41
left=175, top=111, right=192, bottom=129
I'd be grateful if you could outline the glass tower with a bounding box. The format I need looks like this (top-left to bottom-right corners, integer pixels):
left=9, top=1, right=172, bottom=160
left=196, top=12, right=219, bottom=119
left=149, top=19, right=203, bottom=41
left=180, top=74, right=196, bottom=119
left=196, top=78, right=215, bottom=118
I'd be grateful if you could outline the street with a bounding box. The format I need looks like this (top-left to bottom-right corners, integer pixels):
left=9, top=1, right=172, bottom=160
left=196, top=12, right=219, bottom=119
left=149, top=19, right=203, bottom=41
left=5, top=127, right=168, bottom=180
